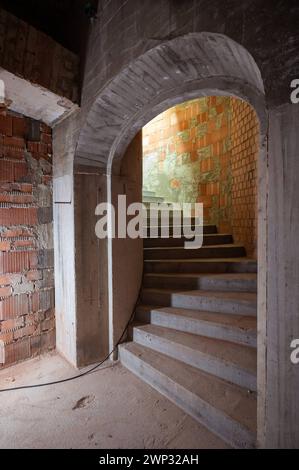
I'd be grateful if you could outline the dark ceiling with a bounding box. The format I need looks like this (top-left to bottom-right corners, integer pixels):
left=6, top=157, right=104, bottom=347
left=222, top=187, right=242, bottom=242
left=0, top=0, right=96, bottom=55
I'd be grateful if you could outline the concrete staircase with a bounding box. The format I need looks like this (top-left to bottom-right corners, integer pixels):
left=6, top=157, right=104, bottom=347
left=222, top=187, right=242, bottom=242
left=119, top=220, right=257, bottom=449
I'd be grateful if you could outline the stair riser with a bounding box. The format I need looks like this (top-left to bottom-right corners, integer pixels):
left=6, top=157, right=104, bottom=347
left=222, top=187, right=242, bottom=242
left=144, top=246, right=246, bottom=260
left=200, top=277, right=257, bottom=293
left=144, top=234, right=233, bottom=248
left=141, top=290, right=172, bottom=307
left=172, top=294, right=257, bottom=317
left=119, top=346, right=256, bottom=449
left=133, top=328, right=257, bottom=391
left=148, top=311, right=257, bottom=348
left=143, top=276, right=257, bottom=292
left=135, top=307, right=153, bottom=323
left=144, top=260, right=257, bottom=274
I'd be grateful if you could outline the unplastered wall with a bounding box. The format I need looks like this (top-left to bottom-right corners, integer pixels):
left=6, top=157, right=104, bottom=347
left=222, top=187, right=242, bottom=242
left=143, top=96, right=259, bottom=256
left=0, top=110, right=55, bottom=369
left=230, top=98, right=259, bottom=257
left=0, top=7, right=79, bottom=102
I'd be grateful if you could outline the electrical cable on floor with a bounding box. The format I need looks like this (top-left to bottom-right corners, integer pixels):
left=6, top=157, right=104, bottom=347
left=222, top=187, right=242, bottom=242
left=0, top=286, right=142, bottom=394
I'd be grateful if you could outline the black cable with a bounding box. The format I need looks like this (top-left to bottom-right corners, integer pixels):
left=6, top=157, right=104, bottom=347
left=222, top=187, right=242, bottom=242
left=0, top=287, right=142, bottom=393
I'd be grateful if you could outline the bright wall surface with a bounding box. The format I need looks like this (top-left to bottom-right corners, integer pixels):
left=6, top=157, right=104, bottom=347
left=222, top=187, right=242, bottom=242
left=143, top=96, right=259, bottom=255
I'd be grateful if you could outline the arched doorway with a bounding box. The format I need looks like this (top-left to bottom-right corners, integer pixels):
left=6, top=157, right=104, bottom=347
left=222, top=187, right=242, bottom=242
left=54, top=31, right=267, bottom=446
left=115, top=94, right=261, bottom=447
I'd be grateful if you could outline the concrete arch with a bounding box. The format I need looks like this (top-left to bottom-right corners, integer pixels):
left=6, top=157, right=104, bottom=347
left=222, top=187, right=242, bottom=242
left=52, top=21, right=299, bottom=449
left=75, top=32, right=266, bottom=170
left=70, top=32, right=268, bottom=448
left=74, top=31, right=267, bottom=351
left=55, top=34, right=268, bottom=448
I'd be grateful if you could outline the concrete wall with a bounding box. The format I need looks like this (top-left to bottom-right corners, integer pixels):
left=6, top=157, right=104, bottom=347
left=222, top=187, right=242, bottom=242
left=0, top=110, right=55, bottom=368
left=82, top=0, right=298, bottom=112
left=54, top=130, right=143, bottom=367
left=53, top=111, right=79, bottom=367
left=112, top=132, right=143, bottom=349
left=74, top=169, right=110, bottom=367
left=52, top=0, right=299, bottom=447
left=263, top=103, right=299, bottom=448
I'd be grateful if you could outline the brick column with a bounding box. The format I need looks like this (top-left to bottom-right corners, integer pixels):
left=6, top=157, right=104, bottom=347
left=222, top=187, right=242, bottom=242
left=0, top=111, right=55, bottom=368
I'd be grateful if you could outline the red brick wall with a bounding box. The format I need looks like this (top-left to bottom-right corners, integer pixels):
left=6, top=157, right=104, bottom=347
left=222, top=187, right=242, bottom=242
left=143, top=96, right=259, bottom=257
left=230, top=98, right=259, bottom=257
left=0, top=110, right=55, bottom=369
left=143, top=97, right=232, bottom=226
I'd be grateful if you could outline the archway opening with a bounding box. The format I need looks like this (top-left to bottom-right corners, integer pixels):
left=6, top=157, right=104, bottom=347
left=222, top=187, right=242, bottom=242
left=58, top=37, right=267, bottom=443
left=109, top=94, right=261, bottom=353
left=112, top=95, right=260, bottom=448
left=142, top=95, right=259, bottom=257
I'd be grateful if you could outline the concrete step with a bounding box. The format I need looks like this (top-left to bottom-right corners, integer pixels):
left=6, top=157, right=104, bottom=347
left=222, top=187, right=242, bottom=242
left=140, top=289, right=257, bottom=316
left=144, top=257, right=257, bottom=274
left=143, top=244, right=246, bottom=260
left=133, top=324, right=257, bottom=391
left=144, top=215, right=202, bottom=224
left=143, top=224, right=217, bottom=237
left=172, top=290, right=257, bottom=316
left=144, top=233, right=233, bottom=248
left=143, top=273, right=257, bottom=292
left=143, top=196, right=165, bottom=203
left=135, top=305, right=257, bottom=347
left=127, top=320, right=147, bottom=340
left=142, top=190, right=156, bottom=197
left=143, top=200, right=173, bottom=208
left=119, top=342, right=257, bottom=448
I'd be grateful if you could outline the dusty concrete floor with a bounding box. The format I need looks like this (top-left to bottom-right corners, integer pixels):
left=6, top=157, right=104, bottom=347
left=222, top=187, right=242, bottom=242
left=0, top=352, right=228, bottom=449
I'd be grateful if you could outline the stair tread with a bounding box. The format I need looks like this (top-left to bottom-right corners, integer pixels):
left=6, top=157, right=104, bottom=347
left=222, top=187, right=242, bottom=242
left=136, top=304, right=257, bottom=331
left=149, top=306, right=257, bottom=332
left=144, top=244, right=244, bottom=251
left=175, top=290, right=257, bottom=301
left=134, top=323, right=256, bottom=374
left=144, top=257, right=256, bottom=263
left=120, top=341, right=257, bottom=434
left=145, top=233, right=232, bottom=239
left=144, top=273, right=257, bottom=280
left=144, top=224, right=217, bottom=228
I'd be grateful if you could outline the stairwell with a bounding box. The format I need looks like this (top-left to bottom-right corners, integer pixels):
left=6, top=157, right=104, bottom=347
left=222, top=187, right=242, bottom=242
left=119, top=206, right=257, bottom=449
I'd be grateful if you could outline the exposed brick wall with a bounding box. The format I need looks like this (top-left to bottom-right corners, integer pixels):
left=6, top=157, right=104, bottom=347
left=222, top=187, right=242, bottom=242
left=143, top=96, right=259, bottom=257
left=143, top=97, right=231, bottom=225
left=230, top=98, right=259, bottom=257
left=0, top=110, right=55, bottom=369
left=0, top=8, right=79, bottom=102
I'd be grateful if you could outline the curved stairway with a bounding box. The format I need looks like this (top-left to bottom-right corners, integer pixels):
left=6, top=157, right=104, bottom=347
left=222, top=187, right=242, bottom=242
left=119, top=221, right=257, bottom=449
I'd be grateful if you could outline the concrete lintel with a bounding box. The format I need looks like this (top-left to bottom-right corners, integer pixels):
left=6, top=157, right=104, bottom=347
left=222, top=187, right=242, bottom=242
left=0, top=68, right=79, bottom=126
